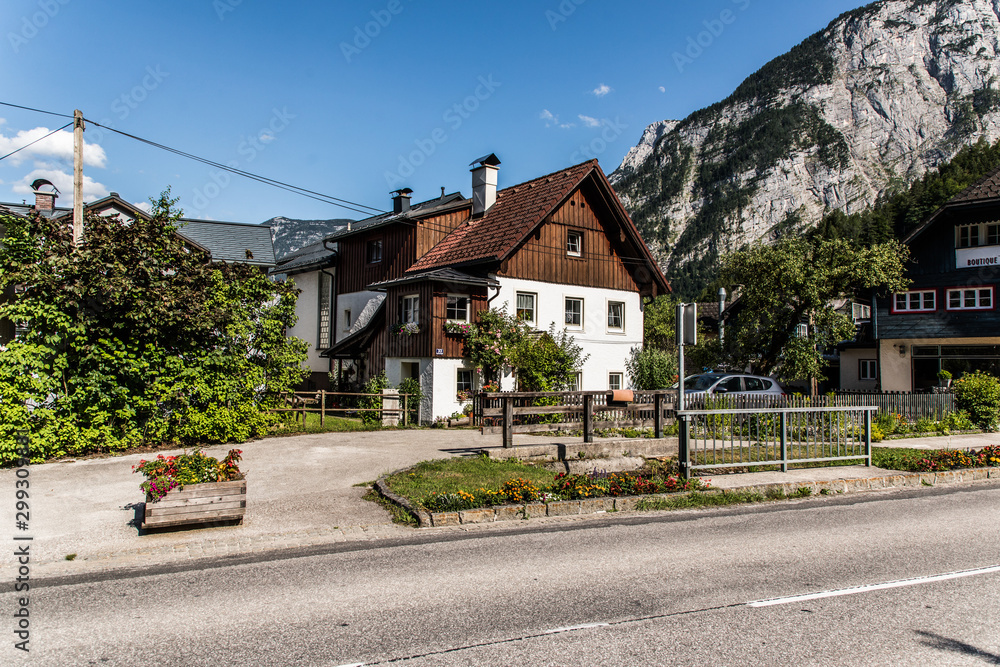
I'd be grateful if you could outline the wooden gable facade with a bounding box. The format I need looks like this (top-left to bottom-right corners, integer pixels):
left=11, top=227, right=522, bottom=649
left=336, top=206, right=470, bottom=295
left=498, top=179, right=647, bottom=294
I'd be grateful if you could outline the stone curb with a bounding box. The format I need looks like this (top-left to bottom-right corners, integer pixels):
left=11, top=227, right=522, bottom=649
left=384, top=466, right=1000, bottom=528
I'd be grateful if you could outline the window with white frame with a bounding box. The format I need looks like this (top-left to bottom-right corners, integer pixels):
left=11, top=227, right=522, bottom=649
left=893, top=290, right=936, bottom=312
left=446, top=295, right=469, bottom=322
left=401, top=294, right=419, bottom=324
left=566, top=230, right=583, bottom=257
left=516, top=292, right=536, bottom=325
left=565, top=297, right=583, bottom=328
left=608, top=372, right=623, bottom=390
left=318, top=272, right=333, bottom=348
left=568, top=372, right=582, bottom=392
left=956, top=223, right=1000, bottom=248
left=851, top=302, right=871, bottom=322
left=946, top=287, right=993, bottom=311
left=607, top=301, right=625, bottom=331
left=859, top=359, right=878, bottom=381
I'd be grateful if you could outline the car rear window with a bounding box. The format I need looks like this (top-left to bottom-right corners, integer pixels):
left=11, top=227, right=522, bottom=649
left=745, top=377, right=764, bottom=391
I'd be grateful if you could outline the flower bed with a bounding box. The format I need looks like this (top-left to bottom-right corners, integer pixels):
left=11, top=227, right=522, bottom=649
left=903, top=445, right=1000, bottom=472
left=421, top=471, right=708, bottom=512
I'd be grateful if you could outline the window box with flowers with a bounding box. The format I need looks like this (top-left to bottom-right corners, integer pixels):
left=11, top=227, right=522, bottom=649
left=133, top=449, right=247, bottom=529
left=444, top=321, right=473, bottom=336
left=390, top=322, right=421, bottom=336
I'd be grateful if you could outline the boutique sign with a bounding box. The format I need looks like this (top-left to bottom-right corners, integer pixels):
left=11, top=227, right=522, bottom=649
left=957, top=246, right=1000, bottom=268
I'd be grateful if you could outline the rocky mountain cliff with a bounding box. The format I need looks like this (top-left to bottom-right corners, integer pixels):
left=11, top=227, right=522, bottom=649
left=611, top=0, right=1000, bottom=298
left=266, top=216, right=353, bottom=259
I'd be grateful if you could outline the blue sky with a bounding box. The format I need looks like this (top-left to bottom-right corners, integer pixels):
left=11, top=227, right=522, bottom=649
left=0, top=0, right=865, bottom=223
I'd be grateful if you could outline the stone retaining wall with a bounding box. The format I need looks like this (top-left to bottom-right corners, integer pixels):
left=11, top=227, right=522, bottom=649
left=377, top=467, right=1000, bottom=528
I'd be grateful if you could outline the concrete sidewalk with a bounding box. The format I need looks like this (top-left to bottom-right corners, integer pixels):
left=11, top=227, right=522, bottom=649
left=2, top=430, right=996, bottom=580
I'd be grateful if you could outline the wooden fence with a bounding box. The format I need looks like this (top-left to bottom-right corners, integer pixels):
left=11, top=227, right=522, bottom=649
left=477, top=391, right=675, bottom=448
left=269, top=391, right=415, bottom=429
left=475, top=389, right=957, bottom=447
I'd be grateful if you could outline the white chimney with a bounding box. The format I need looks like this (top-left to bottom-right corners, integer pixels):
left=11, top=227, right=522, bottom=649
left=470, top=153, right=500, bottom=216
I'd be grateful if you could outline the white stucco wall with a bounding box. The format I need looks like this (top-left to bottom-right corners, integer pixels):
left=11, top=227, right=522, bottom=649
left=285, top=271, right=327, bottom=374
left=336, top=290, right=383, bottom=343
left=839, top=348, right=879, bottom=392
left=493, top=277, right=642, bottom=391
left=428, top=359, right=478, bottom=420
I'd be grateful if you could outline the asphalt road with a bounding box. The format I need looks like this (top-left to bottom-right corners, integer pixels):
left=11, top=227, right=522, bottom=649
left=8, top=483, right=1000, bottom=666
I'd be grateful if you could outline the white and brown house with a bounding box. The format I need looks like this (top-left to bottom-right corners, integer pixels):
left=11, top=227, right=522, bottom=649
left=309, top=154, right=669, bottom=422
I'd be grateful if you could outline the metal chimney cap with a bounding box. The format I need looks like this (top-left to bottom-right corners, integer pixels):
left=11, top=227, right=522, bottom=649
left=30, top=178, right=59, bottom=194
left=391, top=188, right=413, bottom=195
left=718, top=287, right=727, bottom=297
left=469, top=153, right=501, bottom=168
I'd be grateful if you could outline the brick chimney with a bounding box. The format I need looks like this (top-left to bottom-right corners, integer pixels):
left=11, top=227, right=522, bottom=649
left=470, top=153, right=500, bottom=217
left=31, top=178, right=59, bottom=212
left=391, top=188, right=413, bottom=214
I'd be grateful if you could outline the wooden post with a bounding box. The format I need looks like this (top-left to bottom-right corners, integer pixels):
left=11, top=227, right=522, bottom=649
left=502, top=396, right=513, bottom=448
left=402, top=394, right=408, bottom=427
left=654, top=392, right=663, bottom=438
left=583, top=394, right=593, bottom=444
left=320, top=390, right=326, bottom=426
left=73, top=109, right=85, bottom=245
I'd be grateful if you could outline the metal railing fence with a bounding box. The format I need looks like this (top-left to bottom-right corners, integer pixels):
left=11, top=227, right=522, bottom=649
left=677, top=406, right=876, bottom=479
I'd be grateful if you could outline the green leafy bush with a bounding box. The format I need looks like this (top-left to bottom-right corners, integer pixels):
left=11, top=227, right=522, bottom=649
left=625, top=346, right=677, bottom=390
left=360, top=372, right=389, bottom=426
left=0, top=191, right=307, bottom=465
left=952, top=371, right=1000, bottom=429
left=397, top=376, right=423, bottom=424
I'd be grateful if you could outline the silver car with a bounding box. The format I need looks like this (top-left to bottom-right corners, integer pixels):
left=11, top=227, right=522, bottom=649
left=680, top=373, right=785, bottom=397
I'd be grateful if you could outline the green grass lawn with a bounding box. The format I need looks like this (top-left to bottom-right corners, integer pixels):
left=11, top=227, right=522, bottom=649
left=386, top=456, right=557, bottom=504
left=270, top=411, right=415, bottom=435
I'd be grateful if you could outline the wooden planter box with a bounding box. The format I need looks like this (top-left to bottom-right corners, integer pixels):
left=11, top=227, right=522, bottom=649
left=143, top=479, right=246, bottom=529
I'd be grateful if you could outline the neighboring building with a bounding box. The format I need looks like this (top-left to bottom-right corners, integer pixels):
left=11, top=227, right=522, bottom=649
left=271, top=237, right=339, bottom=389
left=841, top=166, right=1000, bottom=391
left=320, top=155, right=670, bottom=422
left=0, top=182, right=277, bottom=344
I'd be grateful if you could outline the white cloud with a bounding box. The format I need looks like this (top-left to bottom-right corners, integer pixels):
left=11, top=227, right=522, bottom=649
left=540, top=109, right=575, bottom=129
left=578, top=115, right=601, bottom=128
left=659, top=86, right=666, bottom=93
left=592, top=84, right=612, bottom=97
left=259, top=131, right=275, bottom=144
left=133, top=201, right=152, bottom=213
left=12, top=168, right=110, bottom=205
left=0, top=126, right=107, bottom=168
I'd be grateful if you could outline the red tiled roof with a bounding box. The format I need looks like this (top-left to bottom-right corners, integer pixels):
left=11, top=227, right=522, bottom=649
left=408, top=160, right=598, bottom=271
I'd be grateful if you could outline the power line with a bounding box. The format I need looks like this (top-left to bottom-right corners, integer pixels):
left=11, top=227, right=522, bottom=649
left=0, top=122, right=72, bottom=162
left=0, top=101, right=74, bottom=120
left=0, top=100, right=386, bottom=217
left=84, top=119, right=386, bottom=217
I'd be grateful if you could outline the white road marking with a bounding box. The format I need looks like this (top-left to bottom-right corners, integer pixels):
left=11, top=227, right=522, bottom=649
left=747, top=564, right=1000, bottom=608
left=544, top=622, right=610, bottom=634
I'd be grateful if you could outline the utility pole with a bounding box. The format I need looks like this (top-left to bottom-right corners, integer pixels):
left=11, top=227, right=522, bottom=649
left=73, top=109, right=84, bottom=244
